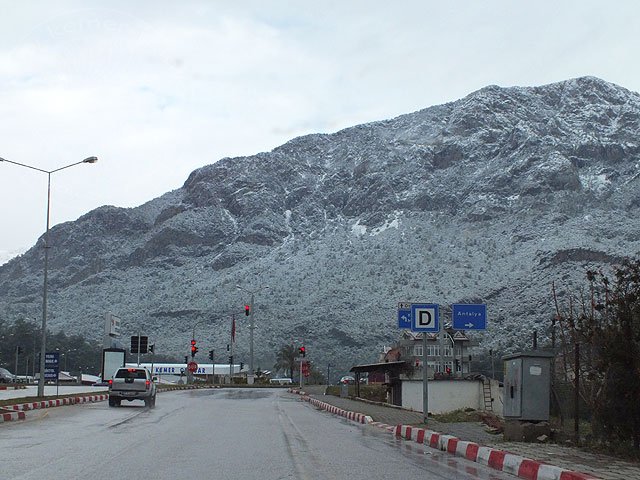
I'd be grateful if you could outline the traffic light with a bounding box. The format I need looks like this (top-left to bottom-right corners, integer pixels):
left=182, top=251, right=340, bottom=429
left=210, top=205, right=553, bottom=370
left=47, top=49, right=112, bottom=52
left=139, top=336, right=149, bottom=353
left=240, top=362, right=244, bottom=370
left=149, top=344, right=155, bottom=354
left=191, top=340, right=198, bottom=358
left=228, top=355, right=233, bottom=364
left=208, top=350, right=214, bottom=361
left=299, top=346, right=306, bottom=357
left=184, top=355, right=188, bottom=364
left=16, top=346, right=23, bottom=355
left=245, top=304, right=250, bottom=316
left=131, top=335, right=149, bottom=354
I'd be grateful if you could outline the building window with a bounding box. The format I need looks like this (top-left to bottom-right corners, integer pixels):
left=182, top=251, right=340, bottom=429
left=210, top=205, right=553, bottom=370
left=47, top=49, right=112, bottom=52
left=426, top=344, right=440, bottom=357
left=427, top=361, right=441, bottom=373
left=455, top=359, right=462, bottom=372
left=443, top=344, right=453, bottom=357
left=444, top=361, right=453, bottom=373
left=414, top=344, right=423, bottom=357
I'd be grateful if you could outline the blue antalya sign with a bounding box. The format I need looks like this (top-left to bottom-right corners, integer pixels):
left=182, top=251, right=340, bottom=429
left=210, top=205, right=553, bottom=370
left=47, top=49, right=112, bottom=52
left=452, top=304, right=487, bottom=330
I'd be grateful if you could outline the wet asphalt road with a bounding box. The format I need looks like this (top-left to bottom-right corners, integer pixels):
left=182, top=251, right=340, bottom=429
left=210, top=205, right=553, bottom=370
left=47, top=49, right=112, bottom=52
left=0, top=388, right=514, bottom=480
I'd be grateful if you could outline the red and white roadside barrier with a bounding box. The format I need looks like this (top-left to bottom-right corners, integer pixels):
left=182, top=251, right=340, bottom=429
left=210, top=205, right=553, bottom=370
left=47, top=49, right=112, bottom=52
left=290, top=389, right=601, bottom=479
left=0, top=394, right=108, bottom=423
left=8, top=394, right=108, bottom=412
left=289, top=389, right=373, bottom=425
left=1, top=409, right=26, bottom=422
left=305, top=396, right=373, bottom=424
left=392, top=425, right=600, bottom=480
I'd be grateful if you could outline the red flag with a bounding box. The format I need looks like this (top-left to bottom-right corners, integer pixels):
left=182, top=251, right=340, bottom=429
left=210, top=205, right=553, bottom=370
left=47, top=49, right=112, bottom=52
left=231, top=316, right=236, bottom=343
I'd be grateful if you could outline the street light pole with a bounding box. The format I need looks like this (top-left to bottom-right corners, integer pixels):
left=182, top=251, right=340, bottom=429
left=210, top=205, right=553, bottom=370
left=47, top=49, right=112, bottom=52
left=0, top=155, right=97, bottom=397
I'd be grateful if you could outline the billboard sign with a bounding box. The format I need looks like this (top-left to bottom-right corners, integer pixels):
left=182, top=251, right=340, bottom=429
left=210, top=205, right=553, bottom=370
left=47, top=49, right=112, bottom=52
left=101, top=348, right=126, bottom=382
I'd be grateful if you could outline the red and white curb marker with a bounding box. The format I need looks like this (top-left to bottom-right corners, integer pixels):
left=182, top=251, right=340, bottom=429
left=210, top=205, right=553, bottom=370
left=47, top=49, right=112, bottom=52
left=1, top=409, right=26, bottom=422
left=288, top=390, right=600, bottom=480
left=0, top=394, right=108, bottom=423
left=304, top=395, right=373, bottom=424
left=392, top=425, right=600, bottom=480
left=289, top=389, right=373, bottom=425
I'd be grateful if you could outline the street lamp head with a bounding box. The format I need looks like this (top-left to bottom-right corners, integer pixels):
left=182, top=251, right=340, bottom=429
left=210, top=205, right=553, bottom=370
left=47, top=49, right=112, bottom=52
left=82, top=156, right=98, bottom=164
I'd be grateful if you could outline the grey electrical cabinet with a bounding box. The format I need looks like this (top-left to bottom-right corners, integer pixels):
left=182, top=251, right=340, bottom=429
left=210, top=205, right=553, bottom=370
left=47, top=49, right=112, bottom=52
left=502, top=351, right=552, bottom=421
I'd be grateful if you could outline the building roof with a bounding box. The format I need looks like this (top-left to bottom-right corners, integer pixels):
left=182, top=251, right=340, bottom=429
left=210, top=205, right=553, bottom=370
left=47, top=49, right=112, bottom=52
left=350, top=361, right=406, bottom=374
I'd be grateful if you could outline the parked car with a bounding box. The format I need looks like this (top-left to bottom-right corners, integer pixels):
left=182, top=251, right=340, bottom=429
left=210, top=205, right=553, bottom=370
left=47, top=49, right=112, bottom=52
left=108, top=367, right=157, bottom=408
left=0, top=367, right=16, bottom=383
left=340, top=375, right=355, bottom=385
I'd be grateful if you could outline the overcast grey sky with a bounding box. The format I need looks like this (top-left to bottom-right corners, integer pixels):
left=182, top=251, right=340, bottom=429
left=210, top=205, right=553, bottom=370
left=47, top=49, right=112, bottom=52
left=1, top=1, right=638, bottom=261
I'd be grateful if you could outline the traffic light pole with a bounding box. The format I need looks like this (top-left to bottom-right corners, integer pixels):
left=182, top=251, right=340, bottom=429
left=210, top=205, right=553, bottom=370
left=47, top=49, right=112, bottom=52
left=14, top=346, right=19, bottom=378
left=249, top=292, right=254, bottom=376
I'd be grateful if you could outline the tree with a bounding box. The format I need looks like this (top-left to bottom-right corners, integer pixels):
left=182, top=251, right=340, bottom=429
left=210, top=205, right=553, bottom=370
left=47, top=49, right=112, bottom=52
left=554, top=260, right=640, bottom=453
left=273, top=344, right=298, bottom=379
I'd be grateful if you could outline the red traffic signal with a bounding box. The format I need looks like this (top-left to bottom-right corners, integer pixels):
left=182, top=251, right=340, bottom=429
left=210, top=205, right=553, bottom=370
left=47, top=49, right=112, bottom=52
left=191, top=339, right=196, bottom=346
left=299, top=346, right=306, bottom=357
left=191, top=345, right=198, bottom=357
left=244, top=305, right=250, bottom=316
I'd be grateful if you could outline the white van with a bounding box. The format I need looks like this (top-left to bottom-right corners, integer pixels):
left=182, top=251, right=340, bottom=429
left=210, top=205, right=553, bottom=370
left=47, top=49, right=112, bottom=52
left=269, top=378, right=293, bottom=385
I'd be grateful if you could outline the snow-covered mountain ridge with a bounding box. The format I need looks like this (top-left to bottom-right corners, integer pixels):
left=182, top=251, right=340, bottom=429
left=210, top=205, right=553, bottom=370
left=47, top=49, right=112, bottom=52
left=1, top=76, right=639, bottom=374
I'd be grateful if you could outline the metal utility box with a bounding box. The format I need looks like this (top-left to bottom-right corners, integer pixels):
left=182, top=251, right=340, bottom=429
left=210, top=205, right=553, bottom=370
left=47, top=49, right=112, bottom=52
left=502, top=351, right=552, bottom=421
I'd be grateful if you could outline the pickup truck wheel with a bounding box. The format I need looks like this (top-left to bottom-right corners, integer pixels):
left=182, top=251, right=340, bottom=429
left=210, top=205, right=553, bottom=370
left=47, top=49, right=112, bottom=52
left=150, top=396, right=156, bottom=408
left=108, top=397, right=117, bottom=407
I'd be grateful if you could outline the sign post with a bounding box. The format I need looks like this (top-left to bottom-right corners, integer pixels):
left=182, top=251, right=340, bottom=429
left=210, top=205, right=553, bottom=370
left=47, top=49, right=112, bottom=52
left=409, top=303, right=440, bottom=424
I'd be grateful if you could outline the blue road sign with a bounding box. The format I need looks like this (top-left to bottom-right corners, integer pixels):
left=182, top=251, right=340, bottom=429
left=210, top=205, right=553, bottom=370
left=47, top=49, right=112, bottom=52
left=397, top=302, right=412, bottom=329
left=398, top=309, right=411, bottom=329
left=452, top=304, right=487, bottom=330
left=411, top=303, right=439, bottom=332
left=44, top=352, right=60, bottom=380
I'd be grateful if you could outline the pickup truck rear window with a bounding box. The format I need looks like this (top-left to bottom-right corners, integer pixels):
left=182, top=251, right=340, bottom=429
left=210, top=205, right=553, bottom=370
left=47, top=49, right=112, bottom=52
left=115, top=369, right=147, bottom=379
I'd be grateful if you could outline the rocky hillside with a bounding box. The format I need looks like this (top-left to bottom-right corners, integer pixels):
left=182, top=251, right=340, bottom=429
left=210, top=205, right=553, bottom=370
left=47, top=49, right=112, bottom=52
left=1, top=76, right=639, bottom=376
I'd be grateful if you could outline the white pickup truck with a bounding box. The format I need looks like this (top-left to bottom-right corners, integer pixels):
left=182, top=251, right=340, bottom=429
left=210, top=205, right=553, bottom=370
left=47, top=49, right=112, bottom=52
left=108, top=367, right=157, bottom=408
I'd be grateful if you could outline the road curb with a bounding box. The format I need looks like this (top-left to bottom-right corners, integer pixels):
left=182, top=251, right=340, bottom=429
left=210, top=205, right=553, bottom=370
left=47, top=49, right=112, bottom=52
left=0, top=408, right=26, bottom=422
left=290, top=390, right=600, bottom=480
left=388, top=423, right=599, bottom=480
left=3, top=394, right=108, bottom=420
left=290, top=389, right=373, bottom=424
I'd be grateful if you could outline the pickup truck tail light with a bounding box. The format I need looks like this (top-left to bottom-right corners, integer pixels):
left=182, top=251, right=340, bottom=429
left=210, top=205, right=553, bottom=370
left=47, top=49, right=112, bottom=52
left=108, top=379, right=113, bottom=386
left=146, top=380, right=151, bottom=390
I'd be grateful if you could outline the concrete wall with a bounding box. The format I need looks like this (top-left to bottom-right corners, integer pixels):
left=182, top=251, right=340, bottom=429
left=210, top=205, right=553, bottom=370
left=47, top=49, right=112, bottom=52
left=401, top=379, right=483, bottom=414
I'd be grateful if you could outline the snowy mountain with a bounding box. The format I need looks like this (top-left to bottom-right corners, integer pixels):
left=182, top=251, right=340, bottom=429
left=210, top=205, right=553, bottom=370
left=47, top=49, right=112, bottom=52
left=1, top=76, right=639, bottom=375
